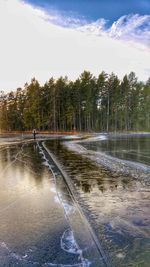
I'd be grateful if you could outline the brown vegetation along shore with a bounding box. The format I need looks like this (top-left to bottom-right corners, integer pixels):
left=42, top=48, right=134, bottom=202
left=0, top=130, right=79, bottom=136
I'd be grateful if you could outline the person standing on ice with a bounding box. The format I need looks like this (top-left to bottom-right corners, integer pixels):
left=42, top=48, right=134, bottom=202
left=33, top=129, right=37, bottom=139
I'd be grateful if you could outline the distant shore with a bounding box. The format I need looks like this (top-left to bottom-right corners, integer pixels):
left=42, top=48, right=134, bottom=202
left=0, top=130, right=150, bottom=136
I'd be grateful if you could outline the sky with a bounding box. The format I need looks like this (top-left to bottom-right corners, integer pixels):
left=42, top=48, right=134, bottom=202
left=0, top=0, right=150, bottom=92
left=26, top=0, right=150, bottom=24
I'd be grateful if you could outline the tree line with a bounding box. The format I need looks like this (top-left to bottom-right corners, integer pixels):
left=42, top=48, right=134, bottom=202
left=0, top=71, right=150, bottom=132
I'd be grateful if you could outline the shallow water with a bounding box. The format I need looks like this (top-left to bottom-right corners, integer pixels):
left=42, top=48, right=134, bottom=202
left=46, top=139, right=150, bottom=267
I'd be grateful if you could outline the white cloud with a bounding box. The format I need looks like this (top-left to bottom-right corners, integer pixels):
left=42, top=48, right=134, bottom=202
left=77, top=18, right=107, bottom=35
left=46, top=10, right=88, bottom=28
left=108, top=14, right=150, bottom=48
left=0, top=0, right=150, bottom=92
left=77, top=14, right=150, bottom=49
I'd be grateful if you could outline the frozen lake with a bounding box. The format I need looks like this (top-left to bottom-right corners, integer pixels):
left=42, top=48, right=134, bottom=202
left=82, top=134, right=150, bottom=166
left=0, top=142, right=105, bottom=267
left=46, top=136, right=150, bottom=267
left=0, top=134, right=150, bottom=266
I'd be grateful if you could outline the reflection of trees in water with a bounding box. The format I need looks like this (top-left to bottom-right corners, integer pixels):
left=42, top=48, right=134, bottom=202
left=44, top=140, right=150, bottom=267
left=81, top=182, right=92, bottom=193
left=0, top=143, right=47, bottom=185
left=21, top=144, right=47, bottom=184
left=46, top=140, right=134, bottom=194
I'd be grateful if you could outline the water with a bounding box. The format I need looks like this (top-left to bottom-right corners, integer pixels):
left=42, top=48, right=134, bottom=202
left=82, top=134, right=150, bottom=166
left=0, top=135, right=150, bottom=266
left=0, top=143, right=77, bottom=266
left=45, top=137, right=150, bottom=267
left=0, top=142, right=105, bottom=267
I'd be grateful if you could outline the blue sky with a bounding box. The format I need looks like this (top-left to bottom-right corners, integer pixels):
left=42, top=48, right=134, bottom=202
left=0, top=0, right=150, bottom=92
left=25, top=0, right=150, bottom=24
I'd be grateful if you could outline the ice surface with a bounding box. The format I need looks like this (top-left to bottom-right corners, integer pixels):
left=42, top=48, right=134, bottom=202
left=0, top=141, right=98, bottom=267
left=64, top=141, right=150, bottom=181
left=63, top=135, right=82, bottom=140
left=85, top=135, right=107, bottom=142
left=61, top=201, right=75, bottom=216
left=37, top=144, right=90, bottom=267
left=61, top=229, right=81, bottom=254
left=60, top=229, right=91, bottom=267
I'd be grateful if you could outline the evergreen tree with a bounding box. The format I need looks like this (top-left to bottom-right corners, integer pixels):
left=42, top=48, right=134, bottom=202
left=0, top=71, right=149, bottom=133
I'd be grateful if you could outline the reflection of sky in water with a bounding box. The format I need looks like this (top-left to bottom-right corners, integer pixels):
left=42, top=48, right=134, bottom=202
left=46, top=140, right=150, bottom=267
left=0, top=143, right=103, bottom=267
left=0, top=144, right=82, bottom=266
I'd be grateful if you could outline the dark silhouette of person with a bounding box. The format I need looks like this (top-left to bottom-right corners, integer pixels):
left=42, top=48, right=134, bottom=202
left=33, top=129, right=37, bottom=139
